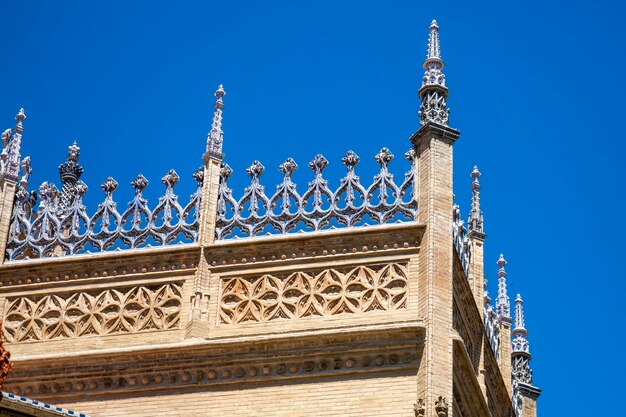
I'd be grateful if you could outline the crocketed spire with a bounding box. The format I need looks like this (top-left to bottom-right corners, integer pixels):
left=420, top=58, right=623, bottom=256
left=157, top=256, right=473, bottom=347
left=511, top=293, right=533, bottom=385
left=468, top=166, right=484, bottom=234
left=0, top=108, right=26, bottom=182
left=512, top=294, right=529, bottom=353
left=418, top=20, right=450, bottom=126
left=205, top=84, right=226, bottom=161
left=495, top=254, right=511, bottom=320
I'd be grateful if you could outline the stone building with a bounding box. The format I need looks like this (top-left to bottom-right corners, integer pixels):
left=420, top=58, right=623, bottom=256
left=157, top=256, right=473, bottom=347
left=0, top=20, right=540, bottom=417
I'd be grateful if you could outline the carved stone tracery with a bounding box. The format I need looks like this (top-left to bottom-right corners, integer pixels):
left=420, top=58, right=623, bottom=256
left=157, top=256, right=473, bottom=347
left=219, top=262, right=409, bottom=324
left=3, top=283, right=182, bottom=342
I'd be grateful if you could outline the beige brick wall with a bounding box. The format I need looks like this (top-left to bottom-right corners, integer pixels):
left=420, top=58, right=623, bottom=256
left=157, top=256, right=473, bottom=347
left=58, top=372, right=418, bottom=417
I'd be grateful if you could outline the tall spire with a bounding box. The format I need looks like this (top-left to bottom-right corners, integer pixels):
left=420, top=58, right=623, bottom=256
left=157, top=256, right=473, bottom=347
left=495, top=254, right=511, bottom=320
left=205, top=84, right=226, bottom=161
left=511, top=293, right=533, bottom=385
left=418, top=20, right=450, bottom=126
left=426, top=19, right=442, bottom=62
left=468, top=166, right=484, bottom=234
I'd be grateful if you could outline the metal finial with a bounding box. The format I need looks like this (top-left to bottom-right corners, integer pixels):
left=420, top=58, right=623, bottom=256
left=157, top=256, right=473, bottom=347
left=497, top=253, right=507, bottom=273
left=205, top=84, right=226, bottom=160
left=470, top=165, right=481, bottom=190
left=14, top=108, right=25, bottom=134
left=67, top=141, right=80, bottom=162
left=59, top=141, right=84, bottom=184
left=495, top=253, right=511, bottom=320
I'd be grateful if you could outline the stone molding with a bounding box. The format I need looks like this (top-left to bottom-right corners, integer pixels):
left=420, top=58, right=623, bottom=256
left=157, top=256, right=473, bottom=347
left=0, top=245, right=198, bottom=289
left=5, top=326, right=423, bottom=401
left=206, top=221, right=422, bottom=270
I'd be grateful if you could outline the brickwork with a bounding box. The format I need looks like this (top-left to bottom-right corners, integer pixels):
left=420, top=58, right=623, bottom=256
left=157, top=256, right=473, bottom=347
left=59, top=372, right=418, bottom=417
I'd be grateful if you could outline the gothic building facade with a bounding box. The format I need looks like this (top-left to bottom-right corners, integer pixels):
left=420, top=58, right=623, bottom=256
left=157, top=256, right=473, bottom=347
left=0, top=21, right=540, bottom=417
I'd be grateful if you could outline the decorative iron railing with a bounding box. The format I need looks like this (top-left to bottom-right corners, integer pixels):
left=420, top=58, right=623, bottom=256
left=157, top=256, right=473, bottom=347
left=5, top=169, right=203, bottom=261
left=215, top=147, right=417, bottom=240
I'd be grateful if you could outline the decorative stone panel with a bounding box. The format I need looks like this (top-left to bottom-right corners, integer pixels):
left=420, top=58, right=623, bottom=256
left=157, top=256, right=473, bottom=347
left=219, top=262, right=408, bottom=324
left=3, top=283, right=182, bottom=342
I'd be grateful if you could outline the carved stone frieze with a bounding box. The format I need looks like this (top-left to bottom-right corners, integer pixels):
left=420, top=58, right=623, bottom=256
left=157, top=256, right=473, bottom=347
left=219, top=262, right=408, bottom=324
left=6, top=348, right=419, bottom=400
left=3, top=283, right=182, bottom=342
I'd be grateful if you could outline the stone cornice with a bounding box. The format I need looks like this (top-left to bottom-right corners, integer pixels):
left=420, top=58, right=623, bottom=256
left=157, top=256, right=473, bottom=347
left=206, top=222, right=423, bottom=271
left=468, top=230, right=486, bottom=241
left=0, top=244, right=199, bottom=290
left=409, top=121, right=461, bottom=148
left=5, top=321, right=424, bottom=401
left=518, top=382, right=542, bottom=399
left=0, top=223, right=424, bottom=289
left=208, top=221, right=424, bottom=250
left=10, top=320, right=424, bottom=363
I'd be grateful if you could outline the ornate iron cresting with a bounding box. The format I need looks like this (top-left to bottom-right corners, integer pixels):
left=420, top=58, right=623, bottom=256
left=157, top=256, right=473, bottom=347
left=452, top=204, right=470, bottom=277
left=483, top=290, right=500, bottom=360
left=215, top=148, right=417, bottom=240
left=5, top=145, right=204, bottom=261
left=454, top=167, right=506, bottom=359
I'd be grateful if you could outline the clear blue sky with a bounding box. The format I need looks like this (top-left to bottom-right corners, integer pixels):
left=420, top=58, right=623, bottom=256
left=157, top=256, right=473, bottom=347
left=1, top=1, right=624, bottom=415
